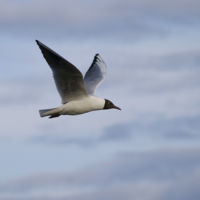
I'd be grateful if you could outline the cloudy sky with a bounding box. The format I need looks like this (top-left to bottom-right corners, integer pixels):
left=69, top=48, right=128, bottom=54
left=0, top=0, right=200, bottom=199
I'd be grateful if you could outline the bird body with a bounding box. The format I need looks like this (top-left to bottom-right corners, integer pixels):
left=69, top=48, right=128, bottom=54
left=61, top=95, right=105, bottom=115
left=36, top=40, right=121, bottom=118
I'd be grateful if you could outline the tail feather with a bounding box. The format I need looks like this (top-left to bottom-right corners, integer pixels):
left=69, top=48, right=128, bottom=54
left=39, top=108, right=60, bottom=117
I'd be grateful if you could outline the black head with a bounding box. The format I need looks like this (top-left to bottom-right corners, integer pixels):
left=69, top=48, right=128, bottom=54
left=103, top=99, right=121, bottom=110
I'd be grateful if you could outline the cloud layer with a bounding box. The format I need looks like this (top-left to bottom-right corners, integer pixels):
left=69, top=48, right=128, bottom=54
left=1, top=0, right=200, bottom=40
left=0, top=1, right=200, bottom=200
left=1, top=147, right=200, bottom=200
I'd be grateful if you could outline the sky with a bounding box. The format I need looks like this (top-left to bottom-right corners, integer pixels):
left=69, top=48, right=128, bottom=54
left=0, top=0, right=200, bottom=199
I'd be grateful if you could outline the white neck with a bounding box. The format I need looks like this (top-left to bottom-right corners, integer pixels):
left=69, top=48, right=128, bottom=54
left=88, top=95, right=105, bottom=110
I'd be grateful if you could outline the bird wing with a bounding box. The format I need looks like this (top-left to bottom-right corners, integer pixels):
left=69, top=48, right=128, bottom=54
left=83, top=54, right=107, bottom=95
left=36, top=40, right=89, bottom=104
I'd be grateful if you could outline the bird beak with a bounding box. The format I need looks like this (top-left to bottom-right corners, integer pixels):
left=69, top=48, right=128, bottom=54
left=114, top=105, right=121, bottom=110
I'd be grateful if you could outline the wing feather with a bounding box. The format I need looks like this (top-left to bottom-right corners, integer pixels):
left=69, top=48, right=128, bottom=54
left=36, top=40, right=88, bottom=104
left=84, top=54, right=107, bottom=95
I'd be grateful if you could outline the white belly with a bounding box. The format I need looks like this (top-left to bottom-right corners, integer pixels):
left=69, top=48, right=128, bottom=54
left=60, top=96, right=105, bottom=115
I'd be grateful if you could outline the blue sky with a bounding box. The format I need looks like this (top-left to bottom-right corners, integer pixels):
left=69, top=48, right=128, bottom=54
left=0, top=0, right=200, bottom=199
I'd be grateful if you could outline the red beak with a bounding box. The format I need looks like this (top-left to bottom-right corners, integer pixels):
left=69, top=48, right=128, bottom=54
left=114, top=106, right=121, bottom=110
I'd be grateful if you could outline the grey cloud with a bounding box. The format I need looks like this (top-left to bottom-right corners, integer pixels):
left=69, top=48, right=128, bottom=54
left=0, top=76, right=53, bottom=105
left=130, top=69, right=200, bottom=95
left=127, top=115, right=200, bottom=140
left=150, top=115, right=200, bottom=139
left=32, top=122, right=132, bottom=147
left=0, top=173, right=73, bottom=193
left=163, top=130, right=197, bottom=139
left=104, top=50, right=200, bottom=96
left=136, top=51, right=200, bottom=70
left=109, top=0, right=200, bottom=22
left=32, top=114, right=200, bottom=148
left=115, top=148, right=200, bottom=181
left=1, top=147, right=200, bottom=200
left=160, top=175, right=200, bottom=200
left=3, top=0, right=200, bottom=40
left=100, top=123, right=132, bottom=141
left=2, top=0, right=200, bottom=24
left=33, top=135, right=96, bottom=147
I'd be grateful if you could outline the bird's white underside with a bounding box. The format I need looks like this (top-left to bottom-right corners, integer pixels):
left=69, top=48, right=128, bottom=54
left=61, top=96, right=105, bottom=115
left=42, top=96, right=105, bottom=116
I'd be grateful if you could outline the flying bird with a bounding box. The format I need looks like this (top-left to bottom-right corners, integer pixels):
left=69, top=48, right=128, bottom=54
left=36, top=40, right=121, bottom=119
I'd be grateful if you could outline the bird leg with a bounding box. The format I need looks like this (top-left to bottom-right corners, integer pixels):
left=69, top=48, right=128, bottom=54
left=49, top=114, right=60, bottom=119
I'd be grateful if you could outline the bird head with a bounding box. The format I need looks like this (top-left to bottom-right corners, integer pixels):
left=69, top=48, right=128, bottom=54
left=103, top=99, right=121, bottom=110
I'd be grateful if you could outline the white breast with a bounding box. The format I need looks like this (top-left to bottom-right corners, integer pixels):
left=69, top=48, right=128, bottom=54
left=60, top=96, right=105, bottom=115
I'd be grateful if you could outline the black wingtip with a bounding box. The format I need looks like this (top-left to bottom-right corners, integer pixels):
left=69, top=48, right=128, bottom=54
left=94, top=54, right=99, bottom=60
left=35, top=40, right=45, bottom=49
left=94, top=54, right=100, bottom=60
left=36, top=40, right=44, bottom=47
left=35, top=40, right=41, bottom=45
left=89, top=54, right=101, bottom=67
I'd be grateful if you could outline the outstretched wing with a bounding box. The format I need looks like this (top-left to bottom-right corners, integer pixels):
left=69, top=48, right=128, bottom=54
left=84, top=54, right=107, bottom=95
left=36, top=40, right=89, bottom=104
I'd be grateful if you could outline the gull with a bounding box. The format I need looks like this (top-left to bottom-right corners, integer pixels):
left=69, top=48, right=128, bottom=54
left=36, top=40, right=121, bottom=119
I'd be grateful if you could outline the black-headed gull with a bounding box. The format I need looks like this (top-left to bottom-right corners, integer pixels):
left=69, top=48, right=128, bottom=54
left=36, top=40, right=121, bottom=119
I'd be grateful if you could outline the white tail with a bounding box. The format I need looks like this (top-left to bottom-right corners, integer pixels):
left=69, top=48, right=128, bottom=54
left=39, top=108, right=60, bottom=117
